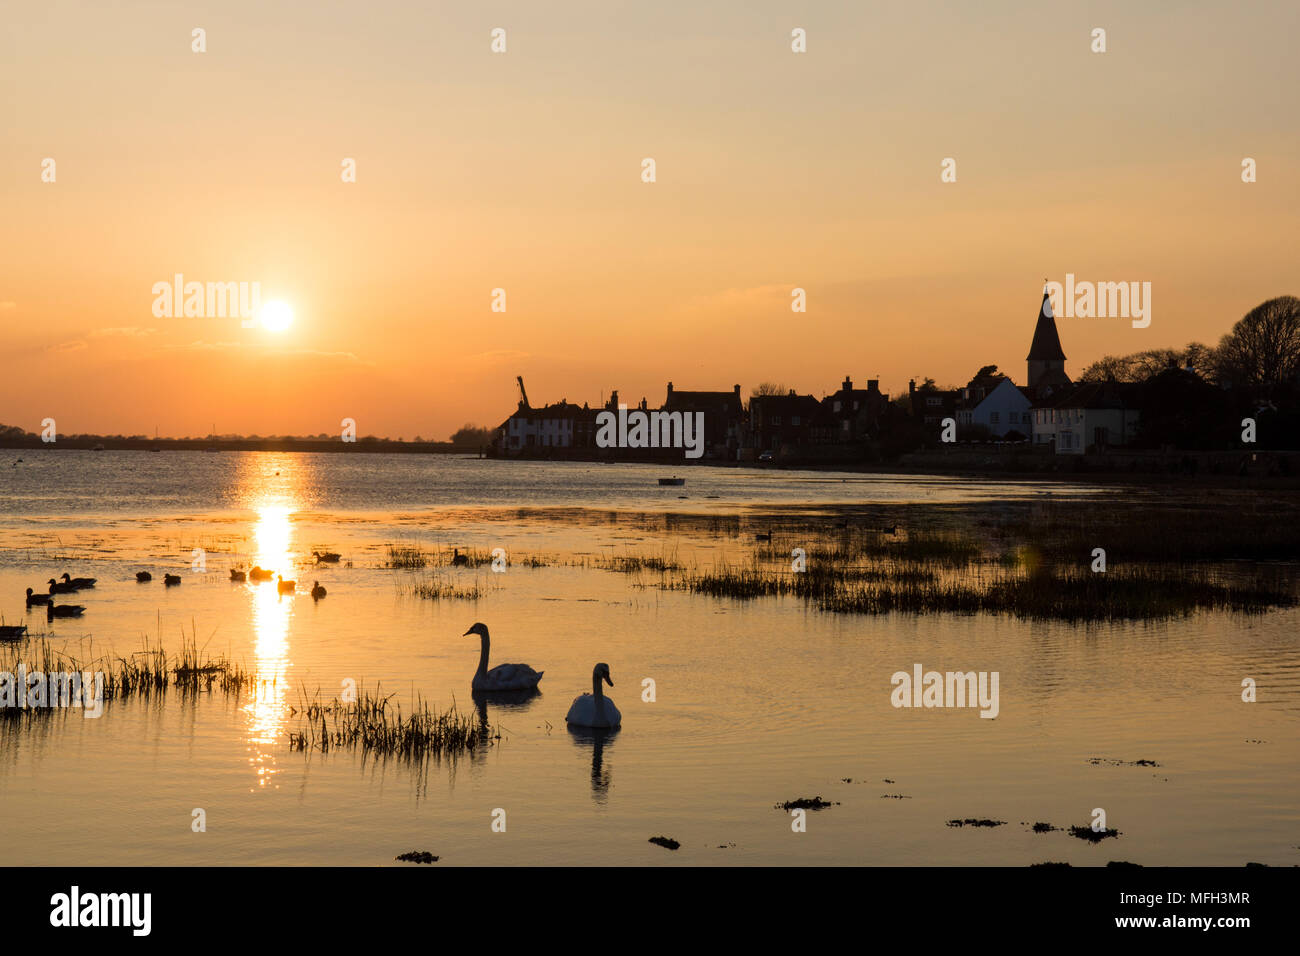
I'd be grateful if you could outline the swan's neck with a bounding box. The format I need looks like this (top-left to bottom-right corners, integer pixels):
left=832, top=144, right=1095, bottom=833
left=476, top=634, right=490, bottom=677
left=592, top=672, right=603, bottom=702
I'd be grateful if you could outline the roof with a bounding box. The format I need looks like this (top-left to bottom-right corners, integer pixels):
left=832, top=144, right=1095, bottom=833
left=1047, top=380, right=1141, bottom=410
left=1026, top=291, right=1067, bottom=362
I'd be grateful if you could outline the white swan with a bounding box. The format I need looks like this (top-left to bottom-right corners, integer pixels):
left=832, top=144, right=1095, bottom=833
left=566, top=662, right=621, bottom=728
left=464, top=622, right=543, bottom=691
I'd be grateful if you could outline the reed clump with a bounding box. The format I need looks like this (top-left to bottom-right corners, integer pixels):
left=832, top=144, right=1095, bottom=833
left=287, top=687, right=493, bottom=760
left=385, top=543, right=428, bottom=569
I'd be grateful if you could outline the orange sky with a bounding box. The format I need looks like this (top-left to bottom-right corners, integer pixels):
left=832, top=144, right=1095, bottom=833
left=3, top=1, right=1297, bottom=439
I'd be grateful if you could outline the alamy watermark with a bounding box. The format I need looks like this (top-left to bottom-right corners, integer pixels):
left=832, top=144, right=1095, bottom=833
left=890, top=663, right=999, bottom=718
left=595, top=405, right=705, bottom=459
left=151, top=273, right=261, bottom=326
left=1, top=666, right=104, bottom=718
left=1045, top=274, right=1151, bottom=328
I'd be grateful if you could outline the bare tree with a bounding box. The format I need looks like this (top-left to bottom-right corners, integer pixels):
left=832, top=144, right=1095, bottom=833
left=750, top=382, right=789, bottom=397
left=1212, top=296, right=1300, bottom=392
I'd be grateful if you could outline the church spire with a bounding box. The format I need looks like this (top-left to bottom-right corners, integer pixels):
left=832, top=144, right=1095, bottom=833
left=1026, top=283, right=1069, bottom=391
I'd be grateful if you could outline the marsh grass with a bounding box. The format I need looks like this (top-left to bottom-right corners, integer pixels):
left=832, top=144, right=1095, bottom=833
left=287, top=686, right=492, bottom=760
left=404, top=573, right=485, bottom=601
left=385, top=542, right=428, bottom=569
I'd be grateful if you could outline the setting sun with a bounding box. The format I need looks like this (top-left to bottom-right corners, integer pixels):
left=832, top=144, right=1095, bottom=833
left=259, top=300, right=294, bottom=333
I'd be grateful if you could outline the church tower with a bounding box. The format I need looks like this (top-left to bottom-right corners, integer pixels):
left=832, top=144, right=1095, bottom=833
left=1026, top=287, right=1070, bottom=393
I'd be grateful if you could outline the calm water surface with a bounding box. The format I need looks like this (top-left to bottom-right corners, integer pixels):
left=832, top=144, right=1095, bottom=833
left=0, top=451, right=1295, bottom=865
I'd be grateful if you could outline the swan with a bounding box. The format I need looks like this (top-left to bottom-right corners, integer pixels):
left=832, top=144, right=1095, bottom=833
left=25, top=587, right=52, bottom=607
left=163, top=573, right=181, bottom=586
left=47, top=603, right=85, bottom=618
left=61, top=572, right=97, bottom=589
left=310, top=581, right=326, bottom=600
left=47, top=578, right=77, bottom=594
left=566, top=663, right=621, bottom=728
left=452, top=548, right=469, bottom=567
left=229, top=568, right=246, bottom=582
left=277, top=576, right=296, bottom=594
left=464, top=622, right=543, bottom=691
left=136, top=571, right=152, bottom=582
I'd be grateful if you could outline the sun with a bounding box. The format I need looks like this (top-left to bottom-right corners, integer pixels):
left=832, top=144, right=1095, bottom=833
left=259, top=300, right=294, bottom=333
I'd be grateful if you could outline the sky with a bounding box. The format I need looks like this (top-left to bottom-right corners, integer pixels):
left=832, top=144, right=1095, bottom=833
left=2, top=0, right=1297, bottom=439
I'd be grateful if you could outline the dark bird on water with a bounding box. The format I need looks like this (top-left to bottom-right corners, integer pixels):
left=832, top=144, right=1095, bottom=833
left=47, top=578, right=77, bottom=594
left=136, top=571, right=152, bottom=582
left=47, top=604, right=85, bottom=618
left=311, top=581, right=326, bottom=600
left=163, top=573, right=181, bottom=586
left=452, top=548, right=469, bottom=567
left=249, top=566, right=274, bottom=582
left=754, top=531, right=772, bottom=542
left=313, top=551, right=341, bottom=564
left=61, top=572, right=97, bottom=589
left=277, top=576, right=296, bottom=594
left=25, top=587, right=52, bottom=607
left=229, top=568, right=246, bottom=582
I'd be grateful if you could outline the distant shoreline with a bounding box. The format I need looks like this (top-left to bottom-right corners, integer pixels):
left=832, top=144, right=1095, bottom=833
left=0, top=438, right=481, bottom=455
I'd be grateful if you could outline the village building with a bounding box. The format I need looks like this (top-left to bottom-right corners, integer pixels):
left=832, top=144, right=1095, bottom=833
left=823, top=376, right=890, bottom=441
left=749, top=391, right=833, bottom=454
left=662, top=382, right=745, bottom=458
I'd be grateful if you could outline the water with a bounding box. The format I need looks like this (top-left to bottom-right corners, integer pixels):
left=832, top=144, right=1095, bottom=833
left=1, top=450, right=1296, bottom=865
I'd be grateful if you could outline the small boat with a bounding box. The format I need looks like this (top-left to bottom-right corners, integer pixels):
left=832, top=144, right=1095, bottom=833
left=658, top=477, right=685, bottom=486
left=0, top=624, right=28, bottom=640
left=92, top=443, right=105, bottom=452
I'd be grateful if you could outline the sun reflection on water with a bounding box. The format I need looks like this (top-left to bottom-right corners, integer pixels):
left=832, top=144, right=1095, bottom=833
left=237, top=456, right=304, bottom=790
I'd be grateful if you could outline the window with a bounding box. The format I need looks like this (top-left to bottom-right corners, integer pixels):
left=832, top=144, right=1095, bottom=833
left=791, top=416, right=801, bottom=426
left=926, top=397, right=941, bottom=407
left=772, top=416, right=781, bottom=426
left=833, top=401, right=841, bottom=412
left=990, top=412, right=999, bottom=424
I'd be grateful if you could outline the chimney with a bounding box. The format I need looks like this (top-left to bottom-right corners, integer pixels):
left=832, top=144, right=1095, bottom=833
left=867, top=379, right=879, bottom=392
left=843, top=375, right=853, bottom=391
left=667, top=381, right=673, bottom=395
left=733, top=384, right=741, bottom=396
left=608, top=389, right=619, bottom=410
left=909, top=379, right=916, bottom=395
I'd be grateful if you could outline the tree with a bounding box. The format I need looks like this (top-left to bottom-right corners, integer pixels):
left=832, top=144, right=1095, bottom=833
left=450, top=424, right=493, bottom=446
left=1078, top=344, right=1215, bottom=383
left=1212, top=296, right=1300, bottom=394
left=750, top=382, right=788, bottom=397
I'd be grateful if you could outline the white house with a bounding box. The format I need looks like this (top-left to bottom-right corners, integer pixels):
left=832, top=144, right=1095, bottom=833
left=1034, top=382, right=1141, bottom=454
left=957, top=377, right=1033, bottom=438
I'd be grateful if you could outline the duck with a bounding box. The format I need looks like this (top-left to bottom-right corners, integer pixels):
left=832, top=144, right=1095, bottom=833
left=755, top=531, right=773, bottom=543
left=310, top=581, right=326, bottom=600
left=565, top=663, right=621, bottom=728
left=47, top=603, right=85, bottom=618
left=249, top=566, right=274, bottom=582
left=464, top=622, right=543, bottom=691
left=136, top=571, right=152, bottom=582
left=47, top=578, right=77, bottom=595
left=163, top=573, right=181, bottom=586
left=313, top=551, right=341, bottom=564
left=61, top=572, right=97, bottom=589
left=452, top=548, right=469, bottom=567
left=229, top=568, right=246, bottom=583
left=25, top=587, right=52, bottom=607
left=277, top=576, right=296, bottom=594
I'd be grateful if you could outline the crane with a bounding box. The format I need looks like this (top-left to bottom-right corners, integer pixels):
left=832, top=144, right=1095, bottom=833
left=516, top=375, right=530, bottom=410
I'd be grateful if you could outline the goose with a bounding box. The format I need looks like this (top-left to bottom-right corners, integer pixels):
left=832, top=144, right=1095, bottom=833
left=61, top=572, right=97, bottom=589
left=313, top=551, right=341, bottom=563
left=310, top=581, right=326, bottom=600
left=136, top=571, right=152, bottom=582
left=754, top=531, right=772, bottom=543
left=249, top=566, right=274, bottom=582
left=47, top=578, right=77, bottom=595
left=565, top=663, right=621, bottom=729
left=163, top=573, right=181, bottom=586
left=47, top=603, right=85, bottom=618
left=277, top=576, right=296, bottom=594
left=452, top=548, right=469, bottom=567
left=25, top=587, right=52, bottom=607
left=464, top=622, right=543, bottom=691
left=229, top=568, right=246, bottom=582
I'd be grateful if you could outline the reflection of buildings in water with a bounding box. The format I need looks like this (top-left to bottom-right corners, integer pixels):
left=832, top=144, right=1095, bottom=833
left=568, top=725, right=618, bottom=804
